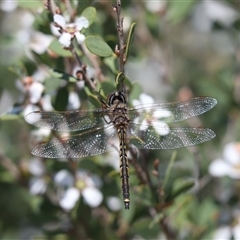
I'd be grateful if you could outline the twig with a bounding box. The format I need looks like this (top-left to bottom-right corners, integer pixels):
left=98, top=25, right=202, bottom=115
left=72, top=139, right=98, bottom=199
left=160, top=216, right=177, bottom=240
left=113, top=0, right=125, bottom=73
left=81, top=44, right=106, bottom=83
left=64, top=0, right=75, bottom=22
left=44, top=0, right=58, bottom=14
left=129, top=148, right=151, bottom=186
left=70, top=47, right=96, bottom=91
left=113, top=0, right=126, bottom=92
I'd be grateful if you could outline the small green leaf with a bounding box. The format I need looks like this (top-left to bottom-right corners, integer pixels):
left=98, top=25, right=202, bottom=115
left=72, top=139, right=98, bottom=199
left=49, top=69, right=78, bottom=83
left=125, top=22, right=136, bottom=62
left=1, top=114, right=22, bottom=121
left=129, top=83, right=142, bottom=102
left=101, top=81, right=116, bottom=95
left=116, top=72, right=125, bottom=91
left=44, top=78, right=61, bottom=94
left=149, top=212, right=164, bottom=229
left=103, top=56, right=117, bottom=73
left=81, top=7, right=96, bottom=26
left=166, top=179, right=195, bottom=202
left=17, top=0, right=42, bottom=9
left=84, top=36, right=114, bottom=57
left=52, top=87, right=69, bottom=111
left=162, top=151, right=177, bottom=190
left=84, top=87, right=101, bottom=108
left=168, top=0, right=195, bottom=24
left=49, top=40, right=72, bottom=57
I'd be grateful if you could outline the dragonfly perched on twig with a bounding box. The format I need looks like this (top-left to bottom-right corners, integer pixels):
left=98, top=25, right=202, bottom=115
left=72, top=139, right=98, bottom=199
left=25, top=91, right=217, bottom=209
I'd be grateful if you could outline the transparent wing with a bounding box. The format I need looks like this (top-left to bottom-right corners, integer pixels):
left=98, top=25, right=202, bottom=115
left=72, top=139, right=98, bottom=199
left=25, top=108, right=109, bottom=132
left=128, top=123, right=216, bottom=149
left=31, top=125, right=117, bottom=158
left=128, top=97, right=217, bottom=123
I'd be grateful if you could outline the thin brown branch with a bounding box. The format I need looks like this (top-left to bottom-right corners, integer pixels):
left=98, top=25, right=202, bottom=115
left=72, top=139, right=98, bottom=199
left=129, top=148, right=152, bottom=187
left=81, top=44, right=106, bottom=83
left=70, top=47, right=96, bottom=91
left=160, top=216, right=177, bottom=240
left=114, top=1, right=125, bottom=71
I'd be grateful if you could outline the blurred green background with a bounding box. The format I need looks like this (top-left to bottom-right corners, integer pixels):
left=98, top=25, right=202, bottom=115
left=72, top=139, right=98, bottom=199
left=1, top=0, right=240, bottom=239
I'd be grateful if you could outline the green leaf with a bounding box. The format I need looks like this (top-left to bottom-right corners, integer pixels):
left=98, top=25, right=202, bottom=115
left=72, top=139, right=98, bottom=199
left=52, top=87, right=69, bottom=111
left=125, top=22, right=136, bottom=62
left=166, top=179, right=195, bottom=202
left=0, top=114, right=22, bottom=121
left=149, top=212, right=164, bottom=229
left=84, top=36, right=114, bottom=57
left=103, top=56, right=117, bottom=73
left=84, top=87, right=101, bottom=108
left=81, top=7, right=96, bottom=26
left=17, top=0, right=42, bottom=9
left=101, top=81, right=116, bottom=95
left=129, top=83, right=142, bottom=103
left=49, top=40, right=72, bottom=57
left=168, top=0, right=196, bottom=24
left=49, top=69, right=78, bottom=83
left=44, top=77, right=62, bottom=94
left=162, top=151, right=177, bottom=190
left=116, top=72, right=125, bottom=91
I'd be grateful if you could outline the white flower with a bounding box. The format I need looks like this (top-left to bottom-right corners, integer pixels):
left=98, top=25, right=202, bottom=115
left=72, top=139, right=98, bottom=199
left=106, top=196, right=122, bottom=212
left=212, top=213, right=240, bottom=240
left=209, top=142, right=240, bottom=179
left=28, top=158, right=47, bottom=195
left=53, top=14, right=89, bottom=47
left=54, top=170, right=103, bottom=211
left=29, top=178, right=47, bottom=195
left=59, top=187, right=80, bottom=211
left=132, top=93, right=170, bottom=136
left=192, top=0, right=239, bottom=32
left=29, top=31, right=53, bottom=54
left=67, top=91, right=80, bottom=110
left=0, top=0, right=17, bottom=12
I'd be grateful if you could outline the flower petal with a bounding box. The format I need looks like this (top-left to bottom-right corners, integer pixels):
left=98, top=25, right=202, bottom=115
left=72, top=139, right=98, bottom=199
left=75, top=17, right=89, bottom=30
left=106, top=196, right=121, bottom=211
left=152, top=121, right=169, bottom=135
left=132, top=99, right=141, bottom=107
left=58, top=32, right=72, bottom=47
left=29, top=178, right=47, bottom=195
left=209, top=158, right=231, bottom=177
left=223, top=142, right=240, bottom=165
left=54, top=14, right=66, bottom=28
left=139, top=93, right=154, bottom=104
left=29, top=158, right=45, bottom=176
left=82, top=187, right=103, bottom=208
left=54, top=170, right=74, bottom=187
left=75, top=32, right=85, bottom=44
left=59, top=187, right=80, bottom=211
left=153, top=109, right=172, bottom=119
left=212, top=226, right=231, bottom=240
left=29, top=82, right=44, bottom=104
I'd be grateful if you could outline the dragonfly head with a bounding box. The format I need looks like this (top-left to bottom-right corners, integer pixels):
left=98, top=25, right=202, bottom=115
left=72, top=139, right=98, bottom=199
left=107, top=91, right=126, bottom=106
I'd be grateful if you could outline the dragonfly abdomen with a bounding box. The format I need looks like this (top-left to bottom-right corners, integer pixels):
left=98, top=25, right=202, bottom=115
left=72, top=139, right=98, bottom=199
left=118, top=127, right=130, bottom=209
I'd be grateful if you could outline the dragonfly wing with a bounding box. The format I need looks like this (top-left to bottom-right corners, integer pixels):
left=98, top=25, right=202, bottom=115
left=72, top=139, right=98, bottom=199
left=128, top=97, right=217, bottom=123
left=25, top=109, right=107, bottom=132
left=128, top=123, right=216, bottom=149
left=31, top=125, right=117, bottom=158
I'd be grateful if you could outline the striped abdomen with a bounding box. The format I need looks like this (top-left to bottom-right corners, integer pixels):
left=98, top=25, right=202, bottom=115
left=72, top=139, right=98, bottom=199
left=118, top=126, right=130, bottom=209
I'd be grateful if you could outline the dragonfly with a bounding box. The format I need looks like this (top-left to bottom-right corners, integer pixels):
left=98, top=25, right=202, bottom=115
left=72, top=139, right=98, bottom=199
left=25, top=91, right=217, bottom=209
